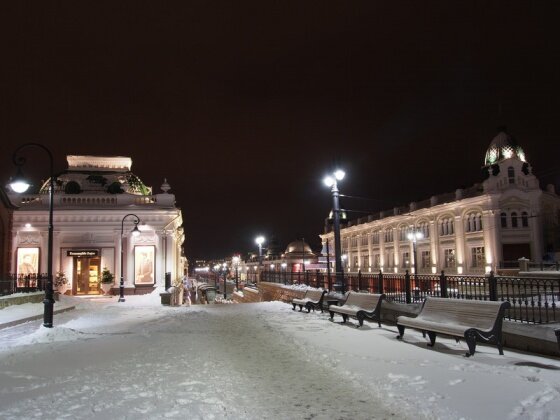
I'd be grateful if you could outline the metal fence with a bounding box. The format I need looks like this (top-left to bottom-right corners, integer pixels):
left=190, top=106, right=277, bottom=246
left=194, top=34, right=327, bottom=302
left=260, top=270, right=559, bottom=324
left=0, top=274, right=48, bottom=296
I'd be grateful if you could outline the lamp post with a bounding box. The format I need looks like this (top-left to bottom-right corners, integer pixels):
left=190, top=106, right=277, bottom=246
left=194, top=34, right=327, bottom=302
left=255, top=235, right=265, bottom=284
left=323, top=169, right=345, bottom=293
left=281, top=262, right=287, bottom=285
left=407, top=229, right=423, bottom=296
left=9, top=143, right=55, bottom=328
left=255, top=236, right=265, bottom=264
left=212, top=264, right=219, bottom=288
left=222, top=262, right=227, bottom=299
left=120, top=214, right=141, bottom=302
left=232, top=255, right=240, bottom=291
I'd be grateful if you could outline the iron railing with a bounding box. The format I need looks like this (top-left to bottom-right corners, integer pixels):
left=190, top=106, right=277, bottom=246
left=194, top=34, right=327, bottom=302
left=0, top=274, right=48, bottom=296
left=260, top=269, right=559, bottom=324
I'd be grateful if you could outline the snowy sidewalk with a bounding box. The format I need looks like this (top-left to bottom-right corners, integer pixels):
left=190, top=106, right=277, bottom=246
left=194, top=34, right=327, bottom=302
left=0, top=294, right=559, bottom=419
left=0, top=300, right=76, bottom=330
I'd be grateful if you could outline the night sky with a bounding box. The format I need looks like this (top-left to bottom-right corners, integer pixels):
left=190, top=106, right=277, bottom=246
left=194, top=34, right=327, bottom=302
left=1, top=2, right=559, bottom=260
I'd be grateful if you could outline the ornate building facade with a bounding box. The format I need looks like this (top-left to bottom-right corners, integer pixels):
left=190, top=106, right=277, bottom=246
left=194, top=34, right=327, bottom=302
left=320, top=129, right=560, bottom=275
left=7, top=155, right=185, bottom=295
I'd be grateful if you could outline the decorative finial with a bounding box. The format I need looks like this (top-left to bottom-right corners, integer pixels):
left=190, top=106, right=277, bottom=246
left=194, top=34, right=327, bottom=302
left=161, top=178, right=171, bottom=193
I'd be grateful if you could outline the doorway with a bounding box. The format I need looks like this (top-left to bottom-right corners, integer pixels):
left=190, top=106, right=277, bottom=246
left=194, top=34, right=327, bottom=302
left=73, top=256, right=101, bottom=295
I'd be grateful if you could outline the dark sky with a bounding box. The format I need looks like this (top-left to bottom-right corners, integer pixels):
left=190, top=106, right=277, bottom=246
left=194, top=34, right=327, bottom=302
left=1, top=2, right=559, bottom=260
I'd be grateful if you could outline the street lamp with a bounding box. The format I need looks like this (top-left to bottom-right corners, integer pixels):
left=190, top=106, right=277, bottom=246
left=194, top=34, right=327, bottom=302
left=232, top=255, right=240, bottom=291
left=323, top=169, right=345, bottom=292
left=255, top=235, right=265, bottom=284
left=120, top=214, right=141, bottom=302
left=255, top=236, right=265, bottom=264
left=407, top=230, right=423, bottom=277
left=281, top=262, right=287, bottom=285
left=9, top=143, right=56, bottom=328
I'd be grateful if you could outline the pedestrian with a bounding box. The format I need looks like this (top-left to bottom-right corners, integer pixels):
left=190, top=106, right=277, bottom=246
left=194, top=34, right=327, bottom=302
left=183, top=275, right=192, bottom=305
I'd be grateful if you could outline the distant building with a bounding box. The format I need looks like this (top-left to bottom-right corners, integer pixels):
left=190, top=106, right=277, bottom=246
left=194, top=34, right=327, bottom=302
left=320, top=128, right=560, bottom=275
left=7, top=155, right=185, bottom=295
left=245, top=239, right=319, bottom=280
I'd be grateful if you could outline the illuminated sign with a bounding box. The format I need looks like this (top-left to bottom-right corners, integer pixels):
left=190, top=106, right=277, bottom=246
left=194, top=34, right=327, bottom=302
left=67, top=250, right=99, bottom=257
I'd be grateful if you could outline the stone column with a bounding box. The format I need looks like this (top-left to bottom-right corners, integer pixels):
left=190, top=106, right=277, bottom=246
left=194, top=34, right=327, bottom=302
left=454, top=215, right=466, bottom=274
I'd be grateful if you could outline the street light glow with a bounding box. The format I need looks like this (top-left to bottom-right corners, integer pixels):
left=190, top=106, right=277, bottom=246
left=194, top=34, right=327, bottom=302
left=334, top=169, right=345, bottom=181
left=255, top=236, right=265, bottom=245
left=407, top=231, right=424, bottom=241
left=323, top=176, right=334, bottom=187
left=9, top=180, right=31, bottom=193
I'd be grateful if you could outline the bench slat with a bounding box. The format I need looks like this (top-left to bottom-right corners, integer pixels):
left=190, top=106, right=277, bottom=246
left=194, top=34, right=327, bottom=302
left=396, top=297, right=511, bottom=356
left=329, top=292, right=385, bottom=327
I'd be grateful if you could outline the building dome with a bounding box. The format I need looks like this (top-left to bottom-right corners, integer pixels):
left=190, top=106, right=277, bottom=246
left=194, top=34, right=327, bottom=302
left=284, top=240, right=313, bottom=256
left=484, top=128, right=526, bottom=166
left=39, top=155, right=152, bottom=196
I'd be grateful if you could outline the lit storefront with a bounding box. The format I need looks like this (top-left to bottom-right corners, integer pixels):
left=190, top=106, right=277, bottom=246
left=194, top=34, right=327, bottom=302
left=9, top=155, right=185, bottom=295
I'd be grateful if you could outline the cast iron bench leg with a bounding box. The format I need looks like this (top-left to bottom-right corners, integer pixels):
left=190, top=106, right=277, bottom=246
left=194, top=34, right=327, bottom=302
left=426, top=331, right=436, bottom=347
left=397, top=324, right=405, bottom=339
left=464, top=330, right=477, bottom=357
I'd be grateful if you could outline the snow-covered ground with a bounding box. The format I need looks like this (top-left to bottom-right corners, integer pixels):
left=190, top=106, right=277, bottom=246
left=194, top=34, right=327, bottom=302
left=0, top=292, right=559, bottom=419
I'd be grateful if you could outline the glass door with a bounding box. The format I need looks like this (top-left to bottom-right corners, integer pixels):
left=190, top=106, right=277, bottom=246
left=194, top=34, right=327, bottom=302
left=73, top=257, right=101, bottom=295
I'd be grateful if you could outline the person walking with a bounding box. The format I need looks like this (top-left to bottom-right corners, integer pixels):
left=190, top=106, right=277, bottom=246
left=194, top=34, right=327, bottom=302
left=183, top=275, right=193, bottom=306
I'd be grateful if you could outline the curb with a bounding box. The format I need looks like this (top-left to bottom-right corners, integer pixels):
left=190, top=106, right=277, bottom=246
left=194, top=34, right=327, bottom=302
left=0, top=305, right=76, bottom=330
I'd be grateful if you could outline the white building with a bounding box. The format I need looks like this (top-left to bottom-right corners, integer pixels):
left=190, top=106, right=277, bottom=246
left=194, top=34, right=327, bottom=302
left=8, top=155, right=185, bottom=295
left=320, top=129, right=560, bottom=275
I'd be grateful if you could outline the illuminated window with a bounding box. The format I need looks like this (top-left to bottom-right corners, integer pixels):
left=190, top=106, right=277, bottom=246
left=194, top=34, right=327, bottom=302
left=421, top=250, right=431, bottom=269
left=471, top=247, right=485, bottom=268
left=444, top=249, right=456, bottom=268
left=402, top=252, right=410, bottom=268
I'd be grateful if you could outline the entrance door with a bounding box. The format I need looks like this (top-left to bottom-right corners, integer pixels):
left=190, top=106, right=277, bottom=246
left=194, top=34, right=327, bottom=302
left=73, top=257, right=101, bottom=295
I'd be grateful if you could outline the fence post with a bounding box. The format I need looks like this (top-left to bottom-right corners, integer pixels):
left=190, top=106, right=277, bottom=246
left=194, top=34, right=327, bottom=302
left=405, top=270, right=412, bottom=304
left=378, top=270, right=383, bottom=294
left=439, top=270, right=447, bottom=298
left=358, top=269, right=362, bottom=291
left=488, top=270, right=497, bottom=301
left=305, top=270, right=309, bottom=286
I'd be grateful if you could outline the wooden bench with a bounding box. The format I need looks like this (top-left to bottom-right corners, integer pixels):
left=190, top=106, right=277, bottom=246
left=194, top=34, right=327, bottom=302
left=329, top=292, right=385, bottom=327
left=292, top=289, right=327, bottom=313
left=396, top=297, right=511, bottom=357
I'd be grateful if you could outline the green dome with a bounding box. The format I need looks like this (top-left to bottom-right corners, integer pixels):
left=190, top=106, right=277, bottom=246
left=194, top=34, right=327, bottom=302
left=484, top=128, right=526, bottom=166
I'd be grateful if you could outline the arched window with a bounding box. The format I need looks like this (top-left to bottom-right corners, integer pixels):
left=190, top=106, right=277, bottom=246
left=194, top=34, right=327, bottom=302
left=511, top=212, right=518, bottom=228
left=501, top=212, right=507, bottom=228
left=508, top=166, right=515, bottom=184
left=440, top=219, right=451, bottom=236
left=521, top=212, right=529, bottom=227
left=465, top=212, right=483, bottom=232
